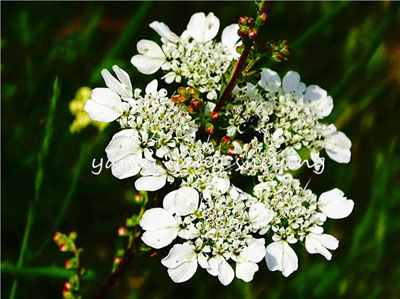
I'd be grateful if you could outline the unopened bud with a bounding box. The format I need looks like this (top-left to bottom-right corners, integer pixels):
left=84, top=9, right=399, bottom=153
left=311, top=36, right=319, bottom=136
left=247, top=17, right=255, bottom=27
left=177, top=86, right=186, bottom=95
left=64, top=260, right=72, bottom=269
left=227, top=146, right=235, bottom=156
left=237, top=26, right=249, bottom=38
left=64, top=282, right=71, bottom=290
left=258, top=13, right=268, bottom=24
left=190, top=98, right=202, bottom=109
left=271, top=51, right=284, bottom=62
left=210, top=111, right=219, bottom=120
left=53, top=232, right=62, bottom=242
left=69, top=231, right=77, bottom=240
left=248, top=29, right=258, bottom=39
left=114, top=256, right=122, bottom=264
left=118, top=227, right=128, bottom=236
left=238, top=16, right=248, bottom=25
left=205, top=123, right=214, bottom=134
left=60, top=244, right=68, bottom=252
left=221, top=136, right=231, bottom=144
left=134, top=192, right=144, bottom=204
left=171, top=94, right=181, bottom=104
left=187, top=105, right=195, bottom=114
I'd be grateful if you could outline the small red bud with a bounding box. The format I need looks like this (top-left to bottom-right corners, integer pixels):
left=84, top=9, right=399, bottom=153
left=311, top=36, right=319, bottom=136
left=248, top=29, right=258, bottom=39
left=53, top=232, right=61, bottom=242
left=259, top=12, right=268, bottom=23
left=210, top=111, right=219, bottom=120
left=150, top=251, right=159, bottom=258
left=205, top=123, right=214, bottom=135
left=187, top=105, right=195, bottom=114
left=238, top=16, right=248, bottom=25
left=247, top=17, right=255, bottom=27
left=190, top=98, right=202, bottom=109
left=60, top=244, right=67, bottom=252
left=118, top=227, right=128, bottom=236
left=227, top=147, right=235, bottom=156
left=64, top=260, right=71, bottom=269
left=221, top=136, right=231, bottom=144
left=237, top=26, right=249, bottom=38
left=64, top=282, right=71, bottom=290
left=114, top=256, right=122, bottom=264
left=171, top=94, right=180, bottom=104
left=134, top=192, right=143, bottom=203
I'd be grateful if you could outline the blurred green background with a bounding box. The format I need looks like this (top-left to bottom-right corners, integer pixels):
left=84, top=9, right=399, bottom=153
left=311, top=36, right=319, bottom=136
left=2, top=1, right=400, bottom=298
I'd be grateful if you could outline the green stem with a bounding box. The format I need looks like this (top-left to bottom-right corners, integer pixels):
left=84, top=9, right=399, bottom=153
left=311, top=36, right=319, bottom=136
left=28, top=142, right=89, bottom=262
left=10, top=78, right=60, bottom=299
left=3, top=264, right=95, bottom=280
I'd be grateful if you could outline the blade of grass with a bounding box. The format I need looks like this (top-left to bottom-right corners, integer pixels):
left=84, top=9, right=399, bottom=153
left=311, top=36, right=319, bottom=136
left=28, top=142, right=89, bottom=262
left=89, top=1, right=153, bottom=84
left=3, top=264, right=95, bottom=280
left=9, top=77, right=60, bottom=299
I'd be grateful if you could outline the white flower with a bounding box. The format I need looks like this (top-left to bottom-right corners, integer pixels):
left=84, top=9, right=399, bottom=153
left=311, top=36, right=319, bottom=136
left=140, top=208, right=179, bottom=249
left=105, top=129, right=144, bottom=179
left=161, top=243, right=198, bottom=283
left=101, top=65, right=133, bottom=99
left=249, top=203, right=275, bottom=230
left=303, top=85, right=333, bottom=118
left=135, top=162, right=167, bottom=192
left=84, top=88, right=126, bottom=122
left=324, top=129, right=352, bottom=163
left=185, top=12, right=220, bottom=43
left=318, top=188, right=354, bottom=219
left=163, top=187, right=199, bottom=216
left=265, top=240, right=298, bottom=277
left=259, top=68, right=281, bottom=93
left=234, top=238, right=266, bottom=282
left=282, top=71, right=305, bottom=95
left=131, top=39, right=166, bottom=74
left=205, top=255, right=235, bottom=286
left=139, top=187, right=199, bottom=248
left=221, top=24, right=241, bottom=59
left=305, top=233, right=339, bottom=260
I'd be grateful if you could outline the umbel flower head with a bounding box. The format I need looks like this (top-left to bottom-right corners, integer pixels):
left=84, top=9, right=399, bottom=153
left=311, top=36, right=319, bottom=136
left=85, top=11, right=354, bottom=286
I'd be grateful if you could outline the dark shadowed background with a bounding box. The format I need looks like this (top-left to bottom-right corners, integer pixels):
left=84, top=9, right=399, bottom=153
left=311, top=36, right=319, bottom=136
left=2, top=1, right=400, bottom=298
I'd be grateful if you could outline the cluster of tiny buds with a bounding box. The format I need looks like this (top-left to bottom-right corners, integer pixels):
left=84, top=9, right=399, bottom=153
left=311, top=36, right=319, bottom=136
left=237, top=13, right=267, bottom=39
left=53, top=231, right=77, bottom=252
left=171, top=86, right=202, bottom=114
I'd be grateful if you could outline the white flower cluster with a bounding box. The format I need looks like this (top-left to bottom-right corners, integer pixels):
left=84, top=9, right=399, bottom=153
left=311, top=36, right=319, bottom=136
left=131, top=12, right=240, bottom=100
left=85, top=11, right=354, bottom=285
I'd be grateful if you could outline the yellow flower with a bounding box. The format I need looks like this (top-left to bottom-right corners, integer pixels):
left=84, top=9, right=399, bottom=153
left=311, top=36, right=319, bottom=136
left=69, top=87, right=108, bottom=133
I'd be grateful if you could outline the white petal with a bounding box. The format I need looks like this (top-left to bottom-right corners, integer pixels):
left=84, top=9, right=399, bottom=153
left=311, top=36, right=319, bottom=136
left=139, top=208, right=178, bottom=249
left=101, top=69, right=127, bottom=97
left=142, top=228, right=178, bottom=249
left=105, top=130, right=141, bottom=162
left=84, top=88, right=123, bottom=122
left=240, top=238, right=266, bottom=263
left=110, top=154, right=142, bottom=179
left=112, top=65, right=132, bottom=97
left=167, top=259, right=198, bottom=283
left=282, top=71, right=300, bottom=93
left=135, top=175, right=167, bottom=191
left=249, top=203, right=275, bottom=229
left=325, top=131, right=352, bottom=163
left=295, top=82, right=306, bottom=96
left=236, top=262, right=259, bottom=282
left=304, top=85, right=333, bottom=118
left=318, top=188, right=354, bottom=219
left=221, top=24, right=240, bottom=49
left=173, top=187, right=199, bottom=216
left=216, top=178, right=230, bottom=194
left=218, top=257, right=234, bottom=286
left=204, top=13, right=220, bottom=42
left=265, top=241, right=298, bottom=277
left=186, top=12, right=206, bottom=42
left=131, top=55, right=165, bottom=75
left=145, top=79, right=158, bottom=97
left=305, top=233, right=339, bottom=260
left=259, top=69, right=281, bottom=93
left=149, top=21, right=179, bottom=43
left=161, top=243, right=196, bottom=268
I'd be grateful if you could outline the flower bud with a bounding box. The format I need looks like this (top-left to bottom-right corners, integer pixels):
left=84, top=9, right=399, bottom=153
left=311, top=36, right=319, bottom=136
left=187, top=105, right=196, bottom=114
left=64, top=282, right=71, bottom=290
left=210, top=111, right=219, bottom=120
left=69, top=231, right=77, bottom=240
left=177, top=86, right=186, bottom=95
left=248, top=29, right=258, bottom=39
left=271, top=51, right=284, bottom=62
left=280, top=45, right=291, bottom=56
left=258, top=13, right=268, bottom=24
left=134, top=192, right=144, bottom=204
left=237, top=26, right=249, bottom=38
left=238, top=16, right=248, bottom=25
left=53, top=232, right=62, bottom=242
left=190, top=98, right=202, bottom=109
left=60, top=244, right=68, bottom=252
left=221, top=136, right=231, bottom=144
left=227, top=146, right=235, bottom=156
left=114, top=256, right=122, bottom=264
left=118, top=227, right=128, bottom=236
left=171, top=94, right=181, bottom=105
left=205, top=123, right=214, bottom=134
left=64, top=260, right=72, bottom=269
left=247, top=17, right=255, bottom=27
